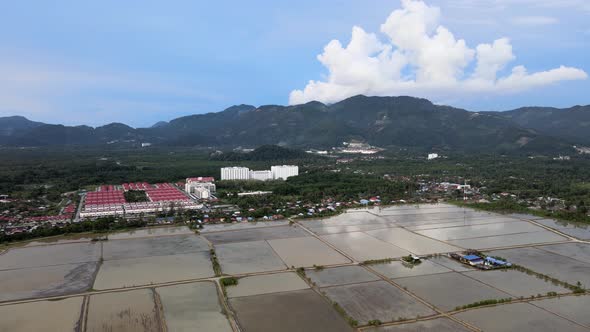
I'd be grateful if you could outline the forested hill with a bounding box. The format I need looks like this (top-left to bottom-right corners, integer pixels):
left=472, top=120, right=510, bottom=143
left=1, top=95, right=588, bottom=153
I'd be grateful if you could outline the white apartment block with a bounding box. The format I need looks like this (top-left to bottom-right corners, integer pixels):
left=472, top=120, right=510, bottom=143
left=193, top=187, right=210, bottom=199
left=250, top=170, right=273, bottom=181
left=271, top=165, right=299, bottom=180
left=221, top=167, right=250, bottom=180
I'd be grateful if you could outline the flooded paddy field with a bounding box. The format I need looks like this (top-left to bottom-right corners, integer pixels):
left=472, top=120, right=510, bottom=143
left=321, top=280, right=436, bottom=324
left=300, top=211, right=390, bottom=228
left=536, top=243, right=590, bottom=264
left=0, top=297, right=83, bottom=332
left=534, top=219, right=590, bottom=240
left=532, top=295, right=590, bottom=327
left=454, top=302, right=588, bottom=332
left=0, top=261, right=98, bottom=302
left=462, top=269, right=569, bottom=297
left=415, top=221, right=549, bottom=241
left=86, top=289, right=160, bottom=332
left=267, top=236, right=350, bottom=267
left=405, top=216, right=523, bottom=231
left=215, top=240, right=287, bottom=275
left=230, top=288, right=353, bottom=332
left=200, top=220, right=289, bottom=233
left=370, top=260, right=452, bottom=279
left=448, top=231, right=567, bottom=250
left=102, top=234, right=210, bottom=260
left=226, top=272, right=309, bottom=298
left=429, top=256, right=475, bottom=272
left=306, top=265, right=380, bottom=287
left=107, top=225, right=194, bottom=240
left=93, top=251, right=213, bottom=289
left=487, top=247, right=590, bottom=287
left=394, top=272, right=511, bottom=311
left=320, top=232, right=410, bottom=261
left=365, top=228, right=461, bottom=255
left=0, top=242, right=100, bottom=270
left=364, top=317, right=472, bottom=332
left=157, top=282, right=232, bottom=332
left=382, top=211, right=494, bottom=223
left=307, top=223, right=396, bottom=235
left=204, top=225, right=308, bottom=245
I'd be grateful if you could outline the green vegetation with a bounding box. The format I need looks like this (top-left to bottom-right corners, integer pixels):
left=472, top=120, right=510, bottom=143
left=361, top=258, right=396, bottom=265
left=455, top=298, right=512, bottom=311
left=313, top=264, right=325, bottom=271
left=511, top=264, right=586, bottom=294
left=210, top=249, right=222, bottom=277
left=368, top=320, right=382, bottom=326
left=295, top=267, right=306, bottom=278
left=123, top=190, right=149, bottom=202
left=220, top=277, right=239, bottom=287
left=330, top=301, right=358, bottom=327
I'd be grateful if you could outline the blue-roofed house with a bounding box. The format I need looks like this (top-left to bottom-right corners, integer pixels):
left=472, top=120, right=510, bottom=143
left=462, top=254, right=484, bottom=266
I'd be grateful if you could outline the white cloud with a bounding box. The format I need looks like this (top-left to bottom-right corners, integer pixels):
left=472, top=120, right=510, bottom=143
left=511, top=16, right=558, bottom=26
left=289, top=0, right=587, bottom=105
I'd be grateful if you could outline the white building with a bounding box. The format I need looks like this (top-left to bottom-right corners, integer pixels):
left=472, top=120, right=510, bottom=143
left=271, top=165, right=299, bottom=180
left=193, top=187, right=210, bottom=199
left=221, top=167, right=250, bottom=180
left=427, top=153, right=439, bottom=160
left=249, top=170, right=273, bottom=181
left=185, top=177, right=216, bottom=193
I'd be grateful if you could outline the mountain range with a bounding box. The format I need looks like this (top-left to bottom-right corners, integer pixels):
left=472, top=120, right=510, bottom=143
left=1, top=95, right=588, bottom=153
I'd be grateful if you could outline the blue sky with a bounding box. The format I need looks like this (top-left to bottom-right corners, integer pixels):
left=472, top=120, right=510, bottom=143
left=0, top=0, right=588, bottom=127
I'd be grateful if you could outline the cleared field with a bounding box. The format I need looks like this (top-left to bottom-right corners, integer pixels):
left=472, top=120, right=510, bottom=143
left=537, top=243, right=590, bottom=264
left=364, top=317, right=472, bottom=331
left=0, top=242, right=100, bottom=270
left=204, top=225, right=308, bottom=245
left=448, top=231, right=567, bottom=250
left=108, top=226, right=194, bottom=239
left=533, top=295, right=590, bottom=327
left=0, top=261, right=97, bottom=301
left=365, top=228, right=462, bottom=255
left=230, top=289, right=353, bottom=332
left=93, top=252, right=213, bottom=289
left=157, top=282, right=232, bottom=332
left=534, top=219, right=590, bottom=240
left=371, top=260, right=451, bottom=279
left=226, top=272, right=309, bottom=298
left=86, top=289, right=160, bottom=332
left=454, top=302, right=588, bottom=332
left=306, top=266, right=380, bottom=287
left=321, top=232, right=410, bottom=261
left=488, top=247, right=590, bottom=287
left=321, top=280, right=436, bottom=324
left=267, top=237, right=350, bottom=267
left=102, top=234, right=210, bottom=260
left=215, top=240, right=286, bottom=275
left=394, top=272, right=511, bottom=311
left=463, top=269, right=569, bottom=297
left=0, top=296, right=83, bottom=332
left=415, top=221, right=546, bottom=241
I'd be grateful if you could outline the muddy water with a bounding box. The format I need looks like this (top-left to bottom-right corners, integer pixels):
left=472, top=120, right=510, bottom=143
left=0, top=242, right=100, bottom=270
left=227, top=272, right=309, bottom=298
left=86, top=289, right=160, bottom=332
left=108, top=226, right=194, bottom=240
left=320, top=232, right=410, bottom=261
left=267, top=236, right=350, bottom=267
left=0, top=297, right=83, bottom=331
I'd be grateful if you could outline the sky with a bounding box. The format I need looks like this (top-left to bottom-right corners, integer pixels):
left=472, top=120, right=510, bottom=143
left=0, top=0, right=588, bottom=127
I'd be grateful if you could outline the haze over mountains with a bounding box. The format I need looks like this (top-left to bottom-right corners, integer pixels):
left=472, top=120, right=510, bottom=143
left=1, top=95, right=588, bottom=153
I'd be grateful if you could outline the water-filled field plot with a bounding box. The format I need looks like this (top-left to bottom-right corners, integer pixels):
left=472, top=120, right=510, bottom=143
left=107, top=225, right=194, bottom=240
left=454, top=302, right=588, bottom=332
left=394, top=272, right=511, bottom=311
left=320, top=232, right=410, bottom=261
left=364, top=317, right=472, bottom=332
left=365, top=228, right=461, bottom=255
left=215, top=240, right=287, bottom=275
left=0, top=261, right=98, bottom=301
left=93, top=251, right=213, bottom=289
left=488, top=247, right=590, bottom=287
left=305, top=265, right=380, bottom=287
left=200, top=220, right=289, bottom=233
left=267, top=236, right=351, bottom=267
left=0, top=242, right=100, bottom=301
left=226, top=272, right=309, bottom=298
left=0, top=297, right=83, bottom=332
left=102, top=234, right=210, bottom=260
left=463, top=269, right=570, bottom=297
left=86, top=289, right=160, bottom=332
left=532, top=295, right=590, bottom=328
left=230, top=289, right=353, bottom=332
left=203, top=225, right=308, bottom=245
left=534, top=219, right=590, bottom=240
left=157, top=282, right=232, bottom=332
left=321, top=280, right=436, bottom=324
left=536, top=242, right=590, bottom=264
left=370, top=259, right=452, bottom=279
